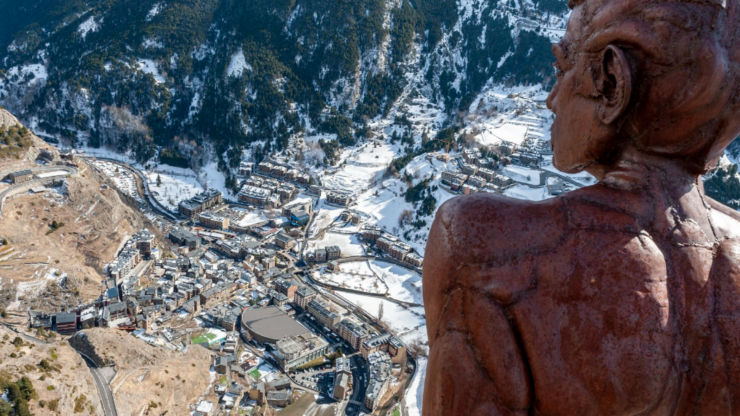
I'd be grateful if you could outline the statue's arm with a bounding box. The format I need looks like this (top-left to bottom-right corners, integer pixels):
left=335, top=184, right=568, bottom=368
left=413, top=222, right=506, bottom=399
left=422, top=198, right=532, bottom=415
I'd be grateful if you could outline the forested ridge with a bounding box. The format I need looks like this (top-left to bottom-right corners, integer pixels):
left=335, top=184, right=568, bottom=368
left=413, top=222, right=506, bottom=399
left=0, top=0, right=565, bottom=168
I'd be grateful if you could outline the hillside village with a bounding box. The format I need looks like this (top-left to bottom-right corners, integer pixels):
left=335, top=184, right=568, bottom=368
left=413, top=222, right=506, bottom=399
left=0, top=86, right=599, bottom=416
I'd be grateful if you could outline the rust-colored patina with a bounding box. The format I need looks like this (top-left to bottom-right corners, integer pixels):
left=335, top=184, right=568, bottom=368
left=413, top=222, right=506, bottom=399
left=422, top=0, right=740, bottom=414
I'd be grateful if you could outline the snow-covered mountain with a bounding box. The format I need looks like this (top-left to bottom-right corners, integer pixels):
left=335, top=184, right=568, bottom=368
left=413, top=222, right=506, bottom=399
left=0, top=0, right=569, bottom=172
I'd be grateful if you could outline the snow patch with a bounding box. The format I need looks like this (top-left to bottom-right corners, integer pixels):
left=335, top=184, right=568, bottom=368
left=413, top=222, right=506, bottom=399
left=227, top=48, right=252, bottom=78
left=146, top=3, right=165, bottom=21
left=77, top=16, right=100, bottom=40
left=136, top=59, right=166, bottom=83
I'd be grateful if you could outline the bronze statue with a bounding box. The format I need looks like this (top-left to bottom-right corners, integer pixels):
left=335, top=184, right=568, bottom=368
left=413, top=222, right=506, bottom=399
left=422, top=0, right=740, bottom=414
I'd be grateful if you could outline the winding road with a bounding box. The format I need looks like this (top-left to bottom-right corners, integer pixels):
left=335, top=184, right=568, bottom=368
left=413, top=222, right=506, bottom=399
left=75, top=350, right=118, bottom=416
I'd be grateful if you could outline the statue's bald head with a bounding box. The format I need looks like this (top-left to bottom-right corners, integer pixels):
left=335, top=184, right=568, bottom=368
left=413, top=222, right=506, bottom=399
left=561, top=0, right=740, bottom=172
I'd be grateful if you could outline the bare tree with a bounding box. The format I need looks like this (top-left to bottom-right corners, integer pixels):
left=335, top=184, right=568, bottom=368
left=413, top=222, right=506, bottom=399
left=398, top=209, right=414, bottom=227
left=407, top=338, right=429, bottom=358
left=378, top=302, right=384, bottom=322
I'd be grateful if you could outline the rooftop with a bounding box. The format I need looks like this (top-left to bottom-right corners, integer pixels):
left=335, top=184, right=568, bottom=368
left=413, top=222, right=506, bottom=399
left=241, top=306, right=310, bottom=343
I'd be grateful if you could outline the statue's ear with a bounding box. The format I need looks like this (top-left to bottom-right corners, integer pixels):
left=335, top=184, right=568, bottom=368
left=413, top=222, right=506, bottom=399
left=597, top=45, right=632, bottom=125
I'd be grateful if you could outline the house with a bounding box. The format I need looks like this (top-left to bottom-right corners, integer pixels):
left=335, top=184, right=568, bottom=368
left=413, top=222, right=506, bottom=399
left=258, top=162, right=273, bottom=174
left=404, top=252, right=424, bottom=268
left=238, top=161, right=254, bottom=176
left=492, top=174, right=515, bottom=188
left=199, top=211, right=230, bottom=230
left=249, top=383, right=266, bottom=404
left=325, top=245, right=341, bottom=261
left=461, top=163, right=478, bottom=176
left=178, top=189, right=222, bottom=218
left=238, top=185, right=271, bottom=206
left=267, top=390, right=291, bottom=407
left=334, top=372, right=350, bottom=400
left=55, top=313, right=77, bottom=334
left=275, top=232, right=295, bottom=250
left=376, top=237, right=393, bottom=252
left=362, top=227, right=382, bottom=243
left=107, top=301, right=128, bottom=321
left=326, top=191, right=352, bottom=207
left=477, top=167, right=496, bottom=181
left=315, top=249, right=327, bottom=263
left=272, top=165, right=287, bottom=177
left=9, top=170, right=33, bottom=184
left=215, top=354, right=237, bottom=374
left=307, top=298, right=341, bottom=329
left=364, top=351, right=393, bottom=411
left=338, top=319, right=369, bottom=351
left=169, top=228, right=199, bottom=250
left=294, top=286, right=316, bottom=309
left=467, top=175, right=487, bottom=188
left=269, top=377, right=291, bottom=391
left=80, top=307, right=96, bottom=329
left=389, top=242, right=412, bottom=261
left=361, top=333, right=407, bottom=366
left=290, top=208, right=311, bottom=226
left=274, top=279, right=298, bottom=300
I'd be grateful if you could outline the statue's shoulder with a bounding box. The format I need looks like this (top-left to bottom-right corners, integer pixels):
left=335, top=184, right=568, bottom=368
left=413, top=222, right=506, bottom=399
left=434, top=192, right=569, bottom=264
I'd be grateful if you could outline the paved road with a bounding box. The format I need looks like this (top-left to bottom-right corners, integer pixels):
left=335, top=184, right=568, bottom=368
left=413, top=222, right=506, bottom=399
left=0, top=322, right=49, bottom=344
left=346, top=354, right=370, bottom=416
left=76, top=351, right=118, bottom=416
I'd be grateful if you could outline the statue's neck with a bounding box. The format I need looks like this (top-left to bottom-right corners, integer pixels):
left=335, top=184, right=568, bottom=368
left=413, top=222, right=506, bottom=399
left=598, top=148, right=717, bottom=241
left=600, top=148, right=698, bottom=194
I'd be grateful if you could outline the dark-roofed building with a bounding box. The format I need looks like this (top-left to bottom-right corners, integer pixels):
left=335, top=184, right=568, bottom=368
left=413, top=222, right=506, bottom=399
left=338, top=319, right=370, bottom=351
left=55, top=313, right=77, bottom=334
left=169, top=228, right=199, bottom=249
left=178, top=189, right=222, bottom=218
left=274, top=279, right=298, bottom=300
left=274, top=232, right=295, bottom=250
left=240, top=306, right=310, bottom=344
left=9, top=170, right=33, bottom=184
left=107, top=301, right=128, bottom=321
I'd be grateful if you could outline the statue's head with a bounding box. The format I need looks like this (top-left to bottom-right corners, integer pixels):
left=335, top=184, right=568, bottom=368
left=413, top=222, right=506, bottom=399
left=547, top=0, right=740, bottom=175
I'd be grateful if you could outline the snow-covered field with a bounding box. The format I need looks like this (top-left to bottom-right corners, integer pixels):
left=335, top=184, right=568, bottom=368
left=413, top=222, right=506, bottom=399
left=145, top=168, right=204, bottom=211
left=369, top=260, right=422, bottom=304
left=340, top=292, right=426, bottom=340
left=307, top=232, right=365, bottom=257
left=502, top=165, right=541, bottom=185
left=313, top=264, right=386, bottom=294
left=317, top=141, right=396, bottom=198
